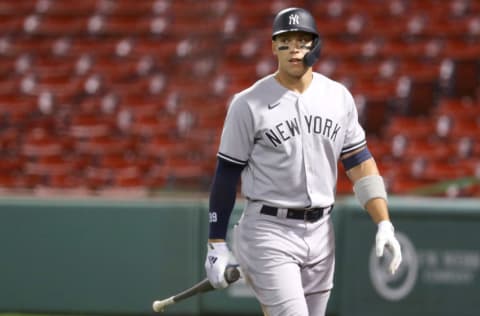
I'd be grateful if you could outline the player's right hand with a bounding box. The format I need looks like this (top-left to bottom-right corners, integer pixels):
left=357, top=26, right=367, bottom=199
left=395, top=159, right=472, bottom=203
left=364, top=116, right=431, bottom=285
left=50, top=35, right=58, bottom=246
left=205, top=241, right=230, bottom=288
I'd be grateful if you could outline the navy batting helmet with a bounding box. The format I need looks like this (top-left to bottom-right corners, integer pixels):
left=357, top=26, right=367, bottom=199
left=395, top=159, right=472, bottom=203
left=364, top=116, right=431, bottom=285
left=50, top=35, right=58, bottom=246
left=271, top=7, right=322, bottom=67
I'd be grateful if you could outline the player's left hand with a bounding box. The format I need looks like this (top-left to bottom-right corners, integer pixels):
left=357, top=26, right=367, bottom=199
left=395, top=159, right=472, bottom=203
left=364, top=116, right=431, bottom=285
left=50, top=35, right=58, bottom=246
left=375, top=220, right=402, bottom=274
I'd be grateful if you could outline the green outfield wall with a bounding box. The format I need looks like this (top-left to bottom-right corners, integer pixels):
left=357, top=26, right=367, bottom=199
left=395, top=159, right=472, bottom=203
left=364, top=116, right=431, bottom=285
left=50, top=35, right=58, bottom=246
left=0, top=196, right=479, bottom=316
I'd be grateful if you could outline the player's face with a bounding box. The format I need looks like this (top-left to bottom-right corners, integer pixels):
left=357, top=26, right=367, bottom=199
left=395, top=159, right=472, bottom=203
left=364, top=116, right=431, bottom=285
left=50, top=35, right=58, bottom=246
left=272, top=31, right=314, bottom=77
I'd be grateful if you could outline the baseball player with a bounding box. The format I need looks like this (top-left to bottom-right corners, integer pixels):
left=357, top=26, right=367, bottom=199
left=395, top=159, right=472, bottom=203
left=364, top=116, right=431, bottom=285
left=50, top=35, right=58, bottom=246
left=204, top=7, right=402, bottom=316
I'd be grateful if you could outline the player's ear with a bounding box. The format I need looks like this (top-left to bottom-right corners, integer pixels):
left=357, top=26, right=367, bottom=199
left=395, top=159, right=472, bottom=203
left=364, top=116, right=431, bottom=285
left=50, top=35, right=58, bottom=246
left=272, top=40, right=278, bottom=56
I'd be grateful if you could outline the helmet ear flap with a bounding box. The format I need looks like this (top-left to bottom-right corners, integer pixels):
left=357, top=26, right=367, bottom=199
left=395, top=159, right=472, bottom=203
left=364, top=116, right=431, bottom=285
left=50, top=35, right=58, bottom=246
left=303, top=36, right=322, bottom=67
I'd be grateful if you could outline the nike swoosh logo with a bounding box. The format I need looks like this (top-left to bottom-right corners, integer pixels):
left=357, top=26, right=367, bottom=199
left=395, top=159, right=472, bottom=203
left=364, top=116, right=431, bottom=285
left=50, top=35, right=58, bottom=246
left=268, top=102, right=280, bottom=109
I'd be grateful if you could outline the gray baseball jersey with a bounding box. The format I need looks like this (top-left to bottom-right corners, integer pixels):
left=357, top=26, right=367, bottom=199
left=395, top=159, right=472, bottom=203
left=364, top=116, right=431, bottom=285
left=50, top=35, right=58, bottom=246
left=217, top=72, right=366, bottom=208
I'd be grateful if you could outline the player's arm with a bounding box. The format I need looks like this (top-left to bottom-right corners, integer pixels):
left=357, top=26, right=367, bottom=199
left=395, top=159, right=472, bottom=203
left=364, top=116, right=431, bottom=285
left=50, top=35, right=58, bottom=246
left=205, top=157, right=244, bottom=288
left=205, top=95, right=252, bottom=287
left=208, top=157, right=244, bottom=242
left=341, top=147, right=388, bottom=223
left=341, top=146, right=402, bottom=274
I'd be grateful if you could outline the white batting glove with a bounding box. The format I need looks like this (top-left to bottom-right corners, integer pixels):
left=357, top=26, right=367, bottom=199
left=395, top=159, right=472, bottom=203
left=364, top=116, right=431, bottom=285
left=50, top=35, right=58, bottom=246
left=376, top=220, right=402, bottom=274
left=205, top=241, right=230, bottom=289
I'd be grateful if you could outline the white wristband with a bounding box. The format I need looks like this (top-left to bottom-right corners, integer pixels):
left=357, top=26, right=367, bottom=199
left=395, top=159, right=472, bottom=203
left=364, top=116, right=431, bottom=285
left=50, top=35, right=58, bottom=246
left=353, top=175, right=387, bottom=208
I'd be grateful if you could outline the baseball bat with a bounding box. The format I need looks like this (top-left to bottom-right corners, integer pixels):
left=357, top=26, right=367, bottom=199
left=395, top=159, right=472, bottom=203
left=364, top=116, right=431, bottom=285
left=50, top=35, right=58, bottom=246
left=152, top=266, right=240, bottom=313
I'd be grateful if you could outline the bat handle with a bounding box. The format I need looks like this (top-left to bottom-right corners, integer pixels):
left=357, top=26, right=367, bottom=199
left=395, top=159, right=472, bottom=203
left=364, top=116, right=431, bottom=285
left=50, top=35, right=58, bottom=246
left=152, top=296, right=175, bottom=313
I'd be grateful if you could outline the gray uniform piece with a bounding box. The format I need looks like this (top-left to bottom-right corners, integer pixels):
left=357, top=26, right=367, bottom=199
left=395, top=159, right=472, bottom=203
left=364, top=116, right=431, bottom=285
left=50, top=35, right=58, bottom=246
left=218, top=72, right=366, bottom=314
left=233, top=199, right=335, bottom=315
left=218, top=72, right=366, bottom=208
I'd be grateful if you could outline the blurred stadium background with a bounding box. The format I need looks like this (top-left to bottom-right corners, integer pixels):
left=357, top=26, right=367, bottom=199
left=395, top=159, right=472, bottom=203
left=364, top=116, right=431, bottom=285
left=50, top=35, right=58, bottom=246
left=0, top=0, right=479, bottom=197
left=0, top=0, right=479, bottom=315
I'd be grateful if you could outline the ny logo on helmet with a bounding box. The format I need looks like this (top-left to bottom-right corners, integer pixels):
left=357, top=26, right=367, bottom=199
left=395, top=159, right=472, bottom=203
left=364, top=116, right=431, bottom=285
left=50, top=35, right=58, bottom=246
left=289, top=14, right=300, bottom=25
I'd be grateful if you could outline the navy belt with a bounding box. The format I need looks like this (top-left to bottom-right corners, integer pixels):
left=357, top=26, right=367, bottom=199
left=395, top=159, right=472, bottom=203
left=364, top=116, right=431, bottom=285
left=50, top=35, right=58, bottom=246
left=260, top=205, right=333, bottom=222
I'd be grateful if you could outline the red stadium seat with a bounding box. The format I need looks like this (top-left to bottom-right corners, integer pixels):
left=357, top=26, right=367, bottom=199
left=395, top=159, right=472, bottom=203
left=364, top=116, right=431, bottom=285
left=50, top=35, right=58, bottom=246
left=366, top=136, right=392, bottom=159
left=384, top=116, right=436, bottom=140
left=113, top=171, right=145, bottom=189
left=0, top=174, right=21, bottom=189
left=379, top=38, right=444, bottom=61
left=128, top=115, right=177, bottom=138
left=434, top=98, right=479, bottom=119
left=387, top=176, right=436, bottom=195
left=336, top=173, right=352, bottom=195
left=25, top=15, right=87, bottom=36
left=394, top=59, right=442, bottom=116
left=46, top=173, right=88, bottom=190
left=67, top=37, right=120, bottom=57
left=103, top=0, right=157, bottom=16
left=402, top=139, right=454, bottom=162
left=350, top=79, right=398, bottom=135
left=449, top=119, right=480, bottom=139
left=21, top=134, right=65, bottom=158
left=321, top=39, right=368, bottom=60
left=0, top=0, right=35, bottom=15
left=84, top=153, right=148, bottom=190
left=38, top=0, right=97, bottom=16
left=83, top=153, right=150, bottom=191
left=32, top=73, right=85, bottom=102
left=30, top=55, right=79, bottom=77
left=0, top=128, right=19, bottom=153
left=84, top=166, right=112, bottom=189
left=228, top=1, right=276, bottom=29
left=331, top=58, right=382, bottom=81
left=0, top=55, right=16, bottom=77
left=2, top=36, right=56, bottom=56
left=139, top=136, right=187, bottom=160
left=420, top=160, right=469, bottom=181
left=0, top=94, right=37, bottom=123
left=440, top=41, right=480, bottom=98
left=422, top=17, right=471, bottom=39
left=361, top=16, right=408, bottom=40
left=132, top=38, right=179, bottom=60
left=0, top=14, right=24, bottom=34
left=95, top=16, right=153, bottom=36
left=24, top=155, right=76, bottom=177
left=161, top=156, right=210, bottom=188
left=69, top=114, right=115, bottom=139
left=0, top=155, right=24, bottom=175
left=74, top=136, right=136, bottom=156
left=117, top=96, right=164, bottom=118
left=89, top=56, right=142, bottom=84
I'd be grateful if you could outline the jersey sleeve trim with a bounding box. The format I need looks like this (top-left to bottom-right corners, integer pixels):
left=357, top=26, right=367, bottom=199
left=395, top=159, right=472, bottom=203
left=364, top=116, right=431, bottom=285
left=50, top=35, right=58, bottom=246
left=341, top=139, right=367, bottom=155
left=217, top=152, right=248, bottom=165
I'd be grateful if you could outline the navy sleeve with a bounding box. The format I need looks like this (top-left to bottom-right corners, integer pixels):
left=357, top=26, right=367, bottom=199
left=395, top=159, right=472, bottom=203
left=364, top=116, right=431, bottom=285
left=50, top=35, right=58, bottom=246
left=208, top=157, right=244, bottom=239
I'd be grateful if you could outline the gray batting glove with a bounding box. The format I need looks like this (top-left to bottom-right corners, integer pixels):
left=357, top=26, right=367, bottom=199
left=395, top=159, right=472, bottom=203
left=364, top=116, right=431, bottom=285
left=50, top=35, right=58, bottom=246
left=205, top=241, right=230, bottom=288
left=375, top=220, right=402, bottom=274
